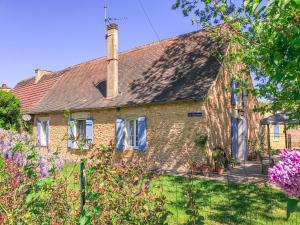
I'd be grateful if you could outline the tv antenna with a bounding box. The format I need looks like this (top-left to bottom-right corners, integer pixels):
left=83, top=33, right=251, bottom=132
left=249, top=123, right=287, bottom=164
left=104, top=5, right=127, bottom=26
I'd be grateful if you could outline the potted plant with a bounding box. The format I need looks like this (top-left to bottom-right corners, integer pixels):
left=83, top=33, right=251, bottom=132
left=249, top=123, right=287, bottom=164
left=188, top=160, right=199, bottom=175
left=213, top=148, right=226, bottom=175
left=201, top=164, right=211, bottom=177
left=194, top=134, right=211, bottom=177
left=216, top=158, right=225, bottom=175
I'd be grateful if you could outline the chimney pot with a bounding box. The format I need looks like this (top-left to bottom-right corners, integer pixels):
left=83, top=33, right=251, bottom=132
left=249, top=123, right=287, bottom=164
left=107, top=23, right=118, bottom=31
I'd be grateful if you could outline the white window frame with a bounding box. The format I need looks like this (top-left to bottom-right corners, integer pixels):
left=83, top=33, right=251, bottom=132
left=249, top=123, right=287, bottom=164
left=38, top=117, right=50, bottom=147
left=75, top=119, right=86, bottom=143
left=273, top=124, right=280, bottom=141
left=70, top=118, right=87, bottom=149
left=125, top=118, right=139, bottom=149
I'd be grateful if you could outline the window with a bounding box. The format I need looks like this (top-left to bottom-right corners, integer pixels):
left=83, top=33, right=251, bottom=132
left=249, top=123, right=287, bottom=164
left=40, top=121, right=47, bottom=146
left=76, top=120, right=86, bottom=143
left=115, top=116, right=147, bottom=152
left=274, top=124, right=280, bottom=140
left=68, top=118, right=93, bottom=149
left=126, top=119, right=139, bottom=148
left=37, top=118, right=49, bottom=147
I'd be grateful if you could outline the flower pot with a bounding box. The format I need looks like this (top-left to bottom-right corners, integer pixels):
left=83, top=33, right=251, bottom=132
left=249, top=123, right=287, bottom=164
left=256, top=154, right=260, bottom=161
left=211, top=161, right=216, bottom=172
left=201, top=164, right=211, bottom=177
left=188, top=161, right=196, bottom=175
left=216, top=167, right=225, bottom=175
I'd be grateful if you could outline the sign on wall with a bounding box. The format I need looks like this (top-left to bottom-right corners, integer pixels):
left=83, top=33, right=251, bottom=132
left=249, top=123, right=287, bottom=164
left=187, top=112, right=203, bottom=117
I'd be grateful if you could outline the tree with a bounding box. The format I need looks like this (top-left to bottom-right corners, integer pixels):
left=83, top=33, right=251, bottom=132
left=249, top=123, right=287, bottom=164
left=0, top=90, right=21, bottom=130
left=173, top=0, right=300, bottom=125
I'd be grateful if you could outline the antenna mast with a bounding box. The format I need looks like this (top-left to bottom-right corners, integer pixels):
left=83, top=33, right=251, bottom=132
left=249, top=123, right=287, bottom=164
left=104, top=5, right=108, bottom=38
left=104, top=4, right=127, bottom=39
left=103, top=4, right=127, bottom=27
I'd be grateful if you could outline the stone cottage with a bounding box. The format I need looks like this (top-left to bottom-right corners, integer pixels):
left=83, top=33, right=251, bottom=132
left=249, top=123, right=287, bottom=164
left=13, top=24, right=260, bottom=172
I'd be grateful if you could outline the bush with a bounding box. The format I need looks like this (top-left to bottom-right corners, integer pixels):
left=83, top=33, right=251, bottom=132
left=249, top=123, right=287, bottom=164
left=0, top=129, right=77, bottom=224
left=269, top=149, right=300, bottom=198
left=0, top=90, right=21, bottom=130
left=81, top=145, right=169, bottom=224
left=0, top=129, right=169, bottom=224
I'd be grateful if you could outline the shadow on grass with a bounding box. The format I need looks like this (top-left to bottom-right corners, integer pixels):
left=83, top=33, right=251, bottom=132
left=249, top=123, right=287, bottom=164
left=152, top=175, right=300, bottom=225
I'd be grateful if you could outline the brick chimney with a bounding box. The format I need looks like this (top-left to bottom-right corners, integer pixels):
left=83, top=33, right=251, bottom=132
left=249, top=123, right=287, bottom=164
left=106, top=23, right=119, bottom=98
left=35, top=69, right=52, bottom=83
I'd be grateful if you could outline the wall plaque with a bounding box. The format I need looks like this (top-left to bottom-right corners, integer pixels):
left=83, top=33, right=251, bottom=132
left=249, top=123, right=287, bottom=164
left=187, top=112, right=203, bottom=117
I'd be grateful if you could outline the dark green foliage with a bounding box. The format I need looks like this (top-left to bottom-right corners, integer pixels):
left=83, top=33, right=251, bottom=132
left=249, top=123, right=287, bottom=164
left=195, top=134, right=208, bottom=147
left=0, top=90, right=21, bottom=130
left=173, top=0, right=300, bottom=125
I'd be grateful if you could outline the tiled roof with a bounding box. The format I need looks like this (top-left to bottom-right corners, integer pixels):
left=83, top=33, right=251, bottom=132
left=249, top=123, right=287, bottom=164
left=12, top=72, right=64, bottom=112
left=28, top=28, right=227, bottom=114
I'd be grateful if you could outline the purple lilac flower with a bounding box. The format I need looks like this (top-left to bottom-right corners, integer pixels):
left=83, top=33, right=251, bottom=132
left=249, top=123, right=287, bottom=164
left=0, top=128, right=64, bottom=178
left=269, top=148, right=300, bottom=198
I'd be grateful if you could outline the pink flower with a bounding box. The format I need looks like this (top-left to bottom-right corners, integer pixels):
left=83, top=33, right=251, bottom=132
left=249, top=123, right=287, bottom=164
left=269, top=149, right=300, bottom=197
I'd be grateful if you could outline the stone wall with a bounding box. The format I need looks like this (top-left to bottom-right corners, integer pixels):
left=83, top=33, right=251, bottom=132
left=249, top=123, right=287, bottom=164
left=34, top=100, right=208, bottom=172
left=204, top=65, right=261, bottom=158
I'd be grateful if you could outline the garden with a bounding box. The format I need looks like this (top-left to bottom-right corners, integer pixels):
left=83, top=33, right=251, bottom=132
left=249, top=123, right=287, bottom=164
left=1, top=125, right=300, bottom=224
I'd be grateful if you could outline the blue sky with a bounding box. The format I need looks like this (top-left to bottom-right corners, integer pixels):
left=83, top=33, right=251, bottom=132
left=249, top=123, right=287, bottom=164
left=0, top=0, right=197, bottom=88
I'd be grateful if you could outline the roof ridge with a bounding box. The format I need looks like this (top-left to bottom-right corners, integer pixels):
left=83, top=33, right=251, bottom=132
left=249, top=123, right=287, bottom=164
left=14, top=76, right=34, bottom=86
left=14, top=26, right=215, bottom=89
left=46, top=29, right=203, bottom=71
left=118, top=29, right=203, bottom=55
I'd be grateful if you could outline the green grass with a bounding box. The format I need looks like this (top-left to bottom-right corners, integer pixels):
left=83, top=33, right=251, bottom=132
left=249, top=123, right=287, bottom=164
left=61, top=163, right=80, bottom=189
left=61, top=165, right=300, bottom=224
left=150, top=175, right=300, bottom=225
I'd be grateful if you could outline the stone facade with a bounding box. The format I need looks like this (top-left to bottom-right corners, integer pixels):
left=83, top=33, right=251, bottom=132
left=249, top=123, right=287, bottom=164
left=204, top=66, right=261, bottom=158
left=34, top=101, right=207, bottom=172
left=266, top=124, right=300, bottom=150
left=34, top=66, right=261, bottom=172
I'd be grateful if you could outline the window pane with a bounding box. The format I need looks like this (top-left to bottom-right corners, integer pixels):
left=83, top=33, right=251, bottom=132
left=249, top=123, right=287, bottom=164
left=274, top=125, right=279, bottom=138
left=41, top=121, right=47, bottom=146
left=135, top=120, right=139, bottom=146
left=76, top=120, right=86, bottom=142
left=130, top=120, right=135, bottom=146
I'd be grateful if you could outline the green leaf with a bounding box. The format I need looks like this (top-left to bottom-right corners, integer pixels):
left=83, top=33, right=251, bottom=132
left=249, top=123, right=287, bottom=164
left=79, top=215, right=91, bottom=225
left=244, top=0, right=250, bottom=9
left=252, top=0, right=262, bottom=13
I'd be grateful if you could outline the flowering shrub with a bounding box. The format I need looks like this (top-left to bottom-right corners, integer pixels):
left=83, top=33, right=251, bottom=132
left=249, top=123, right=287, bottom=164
left=0, top=128, right=169, bottom=224
left=269, top=149, right=300, bottom=198
left=0, top=128, right=64, bottom=177
left=0, top=155, right=79, bottom=224
left=81, top=144, right=169, bottom=224
left=0, top=128, right=78, bottom=224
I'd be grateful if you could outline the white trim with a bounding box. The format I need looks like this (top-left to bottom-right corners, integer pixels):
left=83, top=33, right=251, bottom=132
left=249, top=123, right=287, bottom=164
left=273, top=124, right=280, bottom=141
left=71, top=119, right=86, bottom=149
left=38, top=117, right=50, bottom=147
left=125, top=118, right=139, bottom=149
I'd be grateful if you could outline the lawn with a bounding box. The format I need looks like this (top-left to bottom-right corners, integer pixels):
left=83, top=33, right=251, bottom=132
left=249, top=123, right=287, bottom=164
left=62, top=165, right=300, bottom=225
left=150, top=175, right=300, bottom=225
